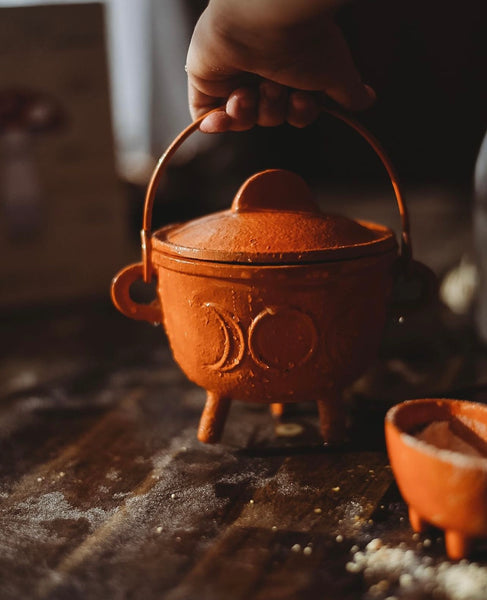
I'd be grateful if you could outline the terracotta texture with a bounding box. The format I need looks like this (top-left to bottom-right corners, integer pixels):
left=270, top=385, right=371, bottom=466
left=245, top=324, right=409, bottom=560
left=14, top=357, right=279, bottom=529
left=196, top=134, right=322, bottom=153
left=385, top=398, right=487, bottom=560
left=112, top=107, right=426, bottom=444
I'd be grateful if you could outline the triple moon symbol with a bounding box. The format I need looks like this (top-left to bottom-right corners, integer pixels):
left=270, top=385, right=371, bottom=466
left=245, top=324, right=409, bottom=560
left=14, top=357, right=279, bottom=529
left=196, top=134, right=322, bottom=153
left=201, top=302, right=245, bottom=372
left=248, top=306, right=318, bottom=371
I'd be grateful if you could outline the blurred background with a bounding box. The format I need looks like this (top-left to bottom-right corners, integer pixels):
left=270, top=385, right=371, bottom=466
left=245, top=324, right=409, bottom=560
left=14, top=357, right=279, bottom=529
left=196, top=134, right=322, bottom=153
left=0, top=0, right=486, bottom=322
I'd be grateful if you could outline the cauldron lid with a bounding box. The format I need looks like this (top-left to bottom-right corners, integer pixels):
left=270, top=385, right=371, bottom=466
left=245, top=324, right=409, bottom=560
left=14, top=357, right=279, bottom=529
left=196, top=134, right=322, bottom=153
left=152, top=169, right=396, bottom=264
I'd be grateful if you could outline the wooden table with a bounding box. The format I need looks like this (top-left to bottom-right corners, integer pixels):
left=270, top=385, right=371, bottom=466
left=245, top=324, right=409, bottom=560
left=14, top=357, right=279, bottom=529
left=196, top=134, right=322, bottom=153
left=1, top=289, right=486, bottom=600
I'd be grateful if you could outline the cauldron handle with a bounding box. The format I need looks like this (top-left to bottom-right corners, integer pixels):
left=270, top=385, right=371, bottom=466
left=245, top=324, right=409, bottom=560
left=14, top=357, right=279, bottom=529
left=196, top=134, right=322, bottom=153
left=140, top=106, right=413, bottom=284
left=111, top=263, right=161, bottom=324
left=319, top=109, right=436, bottom=309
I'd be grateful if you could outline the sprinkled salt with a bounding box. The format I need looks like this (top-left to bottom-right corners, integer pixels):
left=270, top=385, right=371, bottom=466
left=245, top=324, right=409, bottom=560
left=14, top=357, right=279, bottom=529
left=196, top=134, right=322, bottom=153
left=156, top=526, right=163, bottom=534
left=346, top=561, right=361, bottom=573
left=366, top=538, right=383, bottom=551
left=417, top=421, right=484, bottom=457
left=314, top=508, right=322, bottom=514
left=347, top=540, right=487, bottom=600
left=399, top=573, right=414, bottom=587
left=332, top=486, right=340, bottom=492
left=303, top=546, right=312, bottom=556
left=336, top=535, right=344, bottom=543
left=291, top=544, right=301, bottom=553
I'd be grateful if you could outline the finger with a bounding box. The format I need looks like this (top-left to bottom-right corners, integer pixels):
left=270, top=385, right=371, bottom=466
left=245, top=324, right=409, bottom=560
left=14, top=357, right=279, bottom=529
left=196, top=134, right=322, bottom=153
left=314, top=21, right=376, bottom=111
left=257, top=81, right=288, bottom=127
left=187, top=82, right=230, bottom=133
left=188, top=81, right=224, bottom=120
left=199, top=110, right=233, bottom=133
left=325, top=80, right=376, bottom=111
left=286, top=91, right=321, bottom=128
left=258, top=18, right=376, bottom=112
left=225, top=87, right=258, bottom=131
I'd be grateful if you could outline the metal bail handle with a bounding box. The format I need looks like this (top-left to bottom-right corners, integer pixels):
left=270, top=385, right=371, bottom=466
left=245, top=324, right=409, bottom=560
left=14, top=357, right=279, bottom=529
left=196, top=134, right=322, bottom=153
left=141, top=107, right=412, bottom=283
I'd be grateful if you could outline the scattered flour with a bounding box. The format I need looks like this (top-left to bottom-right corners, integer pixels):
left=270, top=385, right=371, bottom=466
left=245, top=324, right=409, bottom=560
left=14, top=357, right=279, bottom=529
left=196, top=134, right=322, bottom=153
left=105, top=469, right=120, bottom=481
left=271, top=469, right=318, bottom=497
left=0, top=492, right=118, bottom=561
left=14, top=492, right=116, bottom=531
left=334, top=499, right=367, bottom=535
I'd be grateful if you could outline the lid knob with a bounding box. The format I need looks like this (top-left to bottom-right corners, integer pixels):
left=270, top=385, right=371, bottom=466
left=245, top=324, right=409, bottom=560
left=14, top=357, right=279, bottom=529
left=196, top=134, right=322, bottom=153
left=231, top=169, right=321, bottom=214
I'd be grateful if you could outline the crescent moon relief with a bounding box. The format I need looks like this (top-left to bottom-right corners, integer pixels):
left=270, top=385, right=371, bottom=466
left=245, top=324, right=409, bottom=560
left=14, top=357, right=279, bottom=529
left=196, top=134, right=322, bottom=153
left=201, top=302, right=245, bottom=372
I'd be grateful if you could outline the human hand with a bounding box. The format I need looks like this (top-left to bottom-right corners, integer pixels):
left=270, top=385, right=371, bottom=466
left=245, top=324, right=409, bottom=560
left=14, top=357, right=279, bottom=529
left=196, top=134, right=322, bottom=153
left=186, top=0, right=376, bottom=133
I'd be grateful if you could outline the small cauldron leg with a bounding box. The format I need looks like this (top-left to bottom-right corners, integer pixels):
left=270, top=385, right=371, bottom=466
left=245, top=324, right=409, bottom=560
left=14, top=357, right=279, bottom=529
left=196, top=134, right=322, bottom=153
left=408, top=506, right=428, bottom=533
left=316, top=390, right=346, bottom=443
left=445, top=530, right=472, bottom=560
left=197, top=391, right=232, bottom=443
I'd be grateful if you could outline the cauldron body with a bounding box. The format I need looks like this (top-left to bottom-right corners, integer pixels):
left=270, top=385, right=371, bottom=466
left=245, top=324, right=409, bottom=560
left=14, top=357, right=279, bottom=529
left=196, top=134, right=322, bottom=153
left=112, top=107, right=417, bottom=444
left=156, top=249, right=395, bottom=398
left=114, top=221, right=397, bottom=443
left=155, top=244, right=396, bottom=441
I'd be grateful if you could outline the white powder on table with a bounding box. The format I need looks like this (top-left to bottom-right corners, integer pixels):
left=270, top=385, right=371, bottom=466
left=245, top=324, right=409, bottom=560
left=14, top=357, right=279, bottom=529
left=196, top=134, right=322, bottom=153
left=347, top=541, right=487, bottom=600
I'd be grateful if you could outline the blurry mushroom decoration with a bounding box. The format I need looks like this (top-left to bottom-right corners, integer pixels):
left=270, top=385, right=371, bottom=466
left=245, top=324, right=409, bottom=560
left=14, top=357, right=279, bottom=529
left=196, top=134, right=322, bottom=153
left=0, top=89, right=66, bottom=238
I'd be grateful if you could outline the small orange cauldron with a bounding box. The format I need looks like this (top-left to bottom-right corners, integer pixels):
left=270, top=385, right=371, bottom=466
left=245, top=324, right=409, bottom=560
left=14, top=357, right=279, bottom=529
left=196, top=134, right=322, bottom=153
left=112, top=108, right=428, bottom=444
left=385, top=399, right=487, bottom=560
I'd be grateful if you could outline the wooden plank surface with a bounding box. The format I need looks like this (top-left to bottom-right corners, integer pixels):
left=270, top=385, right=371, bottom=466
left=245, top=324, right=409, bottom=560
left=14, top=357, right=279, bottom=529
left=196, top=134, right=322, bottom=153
left=1, top=302, right=486, bottom=600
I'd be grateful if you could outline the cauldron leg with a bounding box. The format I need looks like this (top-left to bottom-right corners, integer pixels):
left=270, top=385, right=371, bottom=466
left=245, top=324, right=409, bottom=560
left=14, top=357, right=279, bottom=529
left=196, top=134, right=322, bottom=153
left=316, top=391, right=346, bottom=444
left=445, top=530, right=472, bottom=560
left=408, top=506, right=428, bottom=533
left=270, top=403, right=285, bottom=418
left=197, top=391, right=231, bottom=444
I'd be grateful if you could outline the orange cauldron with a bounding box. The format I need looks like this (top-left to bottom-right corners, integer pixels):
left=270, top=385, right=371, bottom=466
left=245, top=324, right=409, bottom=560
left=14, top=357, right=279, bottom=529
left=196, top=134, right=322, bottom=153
left=386, top=399, right=487, bottom=560
left=112, top=108, right=425, bottom=444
